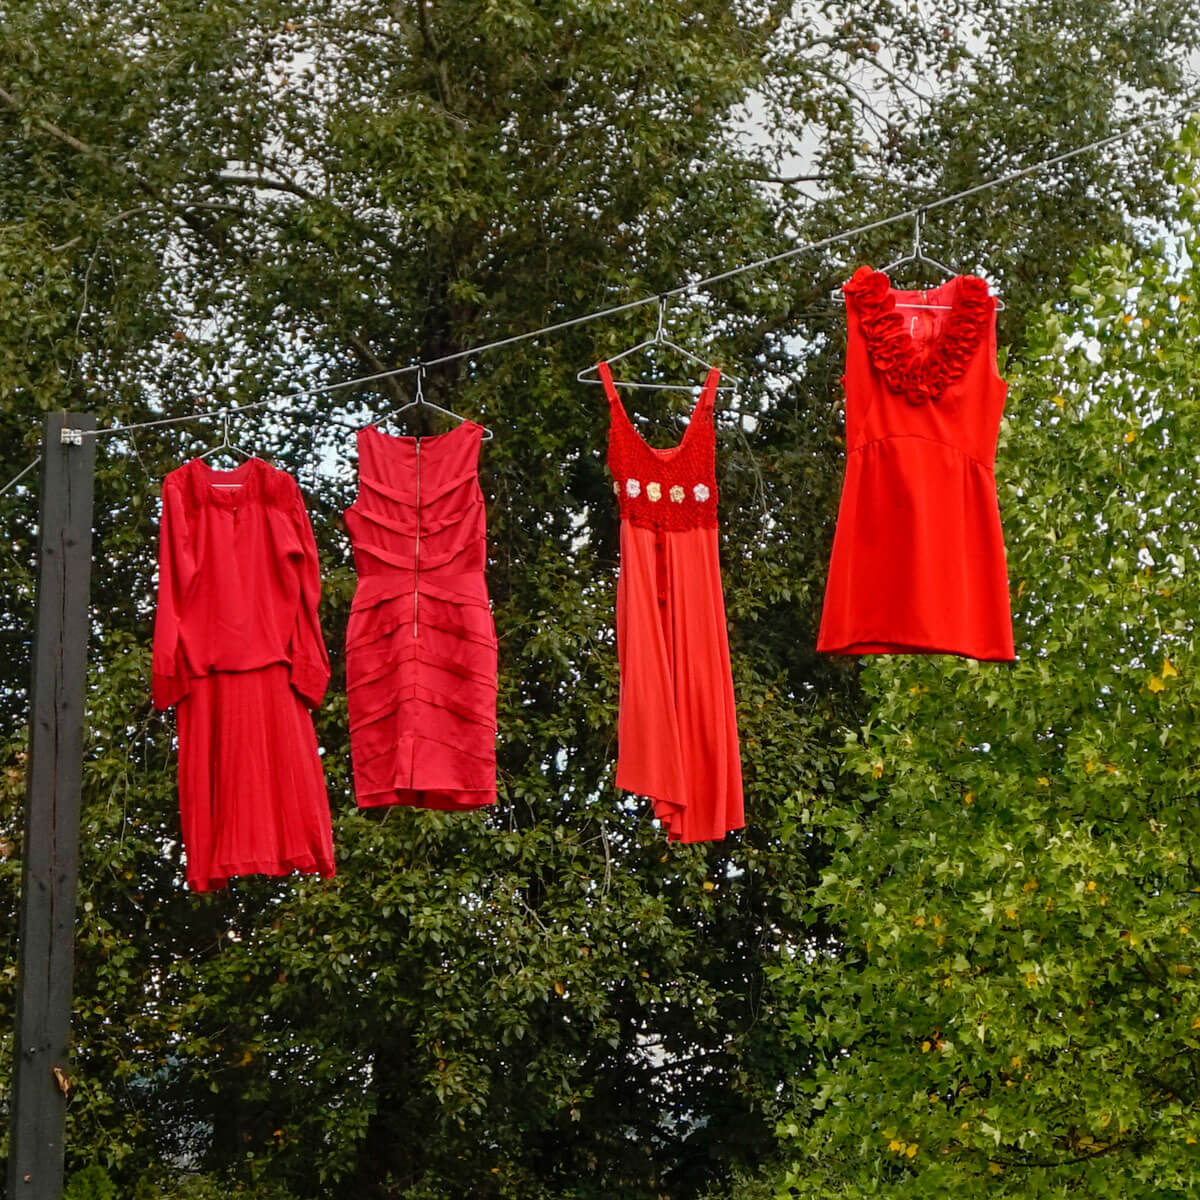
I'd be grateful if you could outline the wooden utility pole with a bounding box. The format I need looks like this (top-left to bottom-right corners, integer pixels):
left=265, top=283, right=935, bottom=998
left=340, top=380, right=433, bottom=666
left=6, top=412, right=96, bottom=1200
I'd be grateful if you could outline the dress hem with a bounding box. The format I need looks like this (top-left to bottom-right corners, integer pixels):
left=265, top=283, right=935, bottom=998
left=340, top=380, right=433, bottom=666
left=616, top=780, right=743, bottom=844
left=356, top=789, right=495, bottom=810
left=818, top=637, right=1015, bottom=662
left=188, top=859, right=336, bottom=893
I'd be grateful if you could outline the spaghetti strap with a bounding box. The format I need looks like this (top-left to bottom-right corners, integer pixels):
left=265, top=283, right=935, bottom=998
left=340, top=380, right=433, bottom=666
left=597, top=360, right=621, bottom=408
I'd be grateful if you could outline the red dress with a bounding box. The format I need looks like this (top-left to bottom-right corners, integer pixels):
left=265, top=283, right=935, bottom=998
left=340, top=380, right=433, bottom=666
left=817, top=267, right=1015, bottom=661
left=344, top=422, right=497, bottom=810
left=152, top=457, right=334, bottom=891
left=601, top=362, right=744, bottom=843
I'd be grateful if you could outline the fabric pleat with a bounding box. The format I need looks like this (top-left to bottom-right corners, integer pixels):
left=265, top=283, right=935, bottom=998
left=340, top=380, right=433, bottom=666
left=344, top=422, right=498, bottom=810
left=152, top=457, right=334, bottom=892
left=176, top=665, right=334, bottom=891
left=602, top=363, right=744, bottom=843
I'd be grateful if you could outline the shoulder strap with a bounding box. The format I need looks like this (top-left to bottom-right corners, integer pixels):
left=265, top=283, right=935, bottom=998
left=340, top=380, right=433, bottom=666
left=596, top=361, right=621, bottom=407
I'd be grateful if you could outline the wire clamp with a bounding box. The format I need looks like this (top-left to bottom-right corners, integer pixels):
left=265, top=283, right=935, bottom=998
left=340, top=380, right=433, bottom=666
left=60, top=427, right=84, bottom=446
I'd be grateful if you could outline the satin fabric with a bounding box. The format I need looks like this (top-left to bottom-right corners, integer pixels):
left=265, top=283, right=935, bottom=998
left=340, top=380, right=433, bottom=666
left=615, top=523, right=744, bottom=842
left=818, top=268, right=1015, bottom=661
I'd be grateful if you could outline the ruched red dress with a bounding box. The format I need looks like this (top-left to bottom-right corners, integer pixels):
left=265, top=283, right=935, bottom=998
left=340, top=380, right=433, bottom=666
left=152, top=457, right=334, bottom=891
left=817, top=267, right=1015, bottom=661
left=344, top=422, right=498, bottom=810
left=601, top=362, right=744, bottom=843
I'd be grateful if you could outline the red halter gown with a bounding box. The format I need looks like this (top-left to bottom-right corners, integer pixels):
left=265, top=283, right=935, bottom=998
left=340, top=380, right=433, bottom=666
left=344, top=421, right=498, bottom=810
left=600, top=361, right=744, bottom=843
left=152, top=457, right=334, bottom=891
left=817, top=267, right=1015, bottom=661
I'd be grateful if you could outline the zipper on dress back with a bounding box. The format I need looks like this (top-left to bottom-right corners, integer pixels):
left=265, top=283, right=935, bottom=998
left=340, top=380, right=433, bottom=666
left=413, top=437, right=421, bottom=637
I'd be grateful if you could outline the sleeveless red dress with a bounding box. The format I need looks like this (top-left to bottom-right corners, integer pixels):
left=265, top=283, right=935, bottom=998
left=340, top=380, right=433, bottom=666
left=817, top=267, right=1015, bottom=661
left=601, top=362, right=744, bottom=843
left=152, top=457, right=334, bottom=891
left=344, top=422, right=497, bottom=810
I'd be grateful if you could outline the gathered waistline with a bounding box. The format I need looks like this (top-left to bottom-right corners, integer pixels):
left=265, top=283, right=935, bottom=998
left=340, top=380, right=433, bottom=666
left=847, top=432, right=995, bottom=473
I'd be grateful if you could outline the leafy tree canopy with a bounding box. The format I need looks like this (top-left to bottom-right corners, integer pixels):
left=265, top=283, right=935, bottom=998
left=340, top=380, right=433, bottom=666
left=0, top=2, right=1196, bottom=1197
left=769, top=126, right=1200, bottom=1200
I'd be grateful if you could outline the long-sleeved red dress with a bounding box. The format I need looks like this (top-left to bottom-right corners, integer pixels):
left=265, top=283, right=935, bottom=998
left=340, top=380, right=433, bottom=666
left=152, top=456, right=335, bottom=891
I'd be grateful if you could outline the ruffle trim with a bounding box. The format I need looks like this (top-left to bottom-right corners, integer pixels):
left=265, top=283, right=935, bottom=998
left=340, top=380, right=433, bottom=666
left=843, top=266, right=993, bottom=406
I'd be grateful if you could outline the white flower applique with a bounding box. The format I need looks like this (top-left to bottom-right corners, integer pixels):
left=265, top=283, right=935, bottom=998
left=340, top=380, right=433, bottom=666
left=625, top=478, right=641, bottom=498
left=693, top=483, right=711, bottom=503
left=669, top=485, right=685, bottom=503
left=646, top=482, right=662, bottom=502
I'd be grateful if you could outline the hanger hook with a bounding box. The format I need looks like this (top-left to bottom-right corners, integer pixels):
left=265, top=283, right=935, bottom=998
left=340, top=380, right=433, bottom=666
left=913, top=208, right=925, bottom=260
left=414, top=363, right=426, bottom=406
left=655, top=296, right=667, bottom=342
left=219, top=406, right=230, bottom=446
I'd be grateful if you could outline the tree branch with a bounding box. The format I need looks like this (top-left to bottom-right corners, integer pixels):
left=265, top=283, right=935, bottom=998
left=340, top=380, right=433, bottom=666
left=0, top=82, right=124, bottom=168
left=750, top=171, right=832, bottom=185
left=49, top=202, right=255, bottom=252
left=216, top=171, right=318, bottom=202
left=0, top=82, right=253, bottom=255
left=410, top=0, right=453, bottom=110
left=347, top=333, right=408, bottom=406
left=213, top=169, right=415, bottom=267
left=1, top=81, right=417, bottom=397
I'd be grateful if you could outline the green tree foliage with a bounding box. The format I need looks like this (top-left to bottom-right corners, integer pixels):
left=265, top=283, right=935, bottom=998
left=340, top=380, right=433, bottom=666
left=0, top=1, right=1196, bottom=1197
left=769, top=129, right=1200, bottom=1199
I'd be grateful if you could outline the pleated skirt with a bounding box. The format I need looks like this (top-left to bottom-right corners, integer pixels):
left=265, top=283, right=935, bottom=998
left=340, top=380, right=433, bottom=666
left=175, top=664, right=335, bottom=891
left=615, top=522, right=744, bottom=842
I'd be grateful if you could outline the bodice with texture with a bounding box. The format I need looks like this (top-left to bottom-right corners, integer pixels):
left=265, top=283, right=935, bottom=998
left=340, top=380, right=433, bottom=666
left=840, top=265, right=1005, bottom=463
left=343, top=420, right=497, bottom=810
left=602, top=361, right=719, bottom=532
left=345, top=422, right=489, bottom=607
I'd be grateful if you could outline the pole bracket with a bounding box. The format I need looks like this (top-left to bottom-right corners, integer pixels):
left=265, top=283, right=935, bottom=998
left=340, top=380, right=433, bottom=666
left=59, top=427, right=84, bottom=446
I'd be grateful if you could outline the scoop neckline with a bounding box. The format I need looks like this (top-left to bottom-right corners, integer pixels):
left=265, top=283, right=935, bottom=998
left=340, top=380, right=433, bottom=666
left=362, top=419, right=479, bottom=445
left=624, top=404, right=699, bottom=460
left=599, top=363, right=720, bottom=461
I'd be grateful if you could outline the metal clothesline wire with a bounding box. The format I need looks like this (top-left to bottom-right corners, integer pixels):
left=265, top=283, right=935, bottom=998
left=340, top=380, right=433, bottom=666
left=0, top=457, right=42, bottom=495
left=1, top=93, right=1195, bottom=498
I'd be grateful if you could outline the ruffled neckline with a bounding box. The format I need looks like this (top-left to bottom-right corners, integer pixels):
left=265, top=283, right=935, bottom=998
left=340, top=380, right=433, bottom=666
left=842, top=266, right=994, bottom=406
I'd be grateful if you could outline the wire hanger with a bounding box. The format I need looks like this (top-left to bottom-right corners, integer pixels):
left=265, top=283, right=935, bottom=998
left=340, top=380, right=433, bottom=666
left=196, top=408, right=254, bottom=485
left=833, top=208, right=1005, bottom=310
left=577, top=297, right=741, bottom=393
left=381, top=364, right=494, bottom=441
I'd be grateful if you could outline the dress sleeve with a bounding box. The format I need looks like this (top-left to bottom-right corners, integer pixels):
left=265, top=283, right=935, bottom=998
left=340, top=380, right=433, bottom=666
left=151, top=476, right=195, bottom=709
left=286, top=485, right=330, bottom=710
